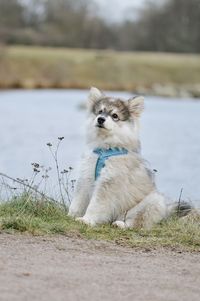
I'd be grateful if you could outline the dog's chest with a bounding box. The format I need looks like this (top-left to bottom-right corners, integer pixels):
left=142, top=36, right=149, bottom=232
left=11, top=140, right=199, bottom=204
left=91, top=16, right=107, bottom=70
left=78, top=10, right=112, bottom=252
left=92, top=148, right=128, bottom=180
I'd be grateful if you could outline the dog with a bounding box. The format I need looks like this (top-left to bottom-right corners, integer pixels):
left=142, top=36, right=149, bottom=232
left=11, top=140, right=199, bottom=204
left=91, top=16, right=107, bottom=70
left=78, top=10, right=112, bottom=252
left=68, top=87, right=190, bottom=229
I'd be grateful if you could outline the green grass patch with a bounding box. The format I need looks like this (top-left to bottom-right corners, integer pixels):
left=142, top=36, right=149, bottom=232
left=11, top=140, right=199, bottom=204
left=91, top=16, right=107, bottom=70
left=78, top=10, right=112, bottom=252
left=0, top=46, right=200, bottom=97
left=0, top=196, right=199, bottom=251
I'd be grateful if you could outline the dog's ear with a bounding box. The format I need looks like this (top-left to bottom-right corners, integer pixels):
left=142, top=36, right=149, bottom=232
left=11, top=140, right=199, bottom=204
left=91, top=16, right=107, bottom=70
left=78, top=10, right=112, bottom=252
left=128, top=96, right=144, bottom=117
left=87, top=87, right=103, bottom=111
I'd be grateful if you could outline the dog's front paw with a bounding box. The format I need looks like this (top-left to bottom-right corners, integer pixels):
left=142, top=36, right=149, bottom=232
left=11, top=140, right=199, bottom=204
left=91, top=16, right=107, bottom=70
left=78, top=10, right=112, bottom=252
left=76, top=216, right=97, bottom=227
left=68, top=207, right=82, bottom=218
left=112, top=220, right=127, bottom=229
left=68, top=211, right=77, bottom=218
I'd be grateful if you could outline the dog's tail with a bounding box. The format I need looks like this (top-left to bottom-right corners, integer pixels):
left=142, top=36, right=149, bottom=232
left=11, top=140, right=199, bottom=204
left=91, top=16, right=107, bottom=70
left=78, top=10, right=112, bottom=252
left=166, top=201, right=193, bottom=218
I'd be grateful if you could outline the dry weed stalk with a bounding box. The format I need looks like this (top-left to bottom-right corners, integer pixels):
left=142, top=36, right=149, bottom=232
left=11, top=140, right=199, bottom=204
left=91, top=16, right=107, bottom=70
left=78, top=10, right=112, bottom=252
left=0, top=137, right=75, bottom=210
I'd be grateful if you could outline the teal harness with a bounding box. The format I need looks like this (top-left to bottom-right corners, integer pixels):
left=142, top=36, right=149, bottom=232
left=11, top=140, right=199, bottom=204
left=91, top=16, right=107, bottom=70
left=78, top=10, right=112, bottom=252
left=93, top=148, right=128, bottom=180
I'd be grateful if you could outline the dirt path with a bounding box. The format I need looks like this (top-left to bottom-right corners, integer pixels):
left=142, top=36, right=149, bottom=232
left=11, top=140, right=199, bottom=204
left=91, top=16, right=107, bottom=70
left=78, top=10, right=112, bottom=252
left=0, top=234, right=199, bottom=301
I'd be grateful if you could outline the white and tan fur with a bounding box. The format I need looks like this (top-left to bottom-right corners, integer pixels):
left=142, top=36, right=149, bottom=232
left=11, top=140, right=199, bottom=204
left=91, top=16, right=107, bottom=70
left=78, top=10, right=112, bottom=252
left=68, top=87, right=169, bottom=229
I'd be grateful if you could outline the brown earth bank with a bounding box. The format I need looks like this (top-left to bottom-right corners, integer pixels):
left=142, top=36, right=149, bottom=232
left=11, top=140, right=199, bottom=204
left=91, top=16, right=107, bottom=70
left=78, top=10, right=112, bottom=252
left=0, top=234, right=199, bottom=301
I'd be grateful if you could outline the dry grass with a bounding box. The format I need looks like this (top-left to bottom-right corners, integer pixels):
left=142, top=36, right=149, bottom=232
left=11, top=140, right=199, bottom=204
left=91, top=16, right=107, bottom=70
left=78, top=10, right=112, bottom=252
left=0, top=46, right=200, bottom=97
left=0, top=197, right=199, bottom=251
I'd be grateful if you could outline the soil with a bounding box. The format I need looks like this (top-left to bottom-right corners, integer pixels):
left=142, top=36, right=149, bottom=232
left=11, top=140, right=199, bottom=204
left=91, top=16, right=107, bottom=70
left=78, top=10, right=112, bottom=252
left=0, top=234, right=199, bottom=301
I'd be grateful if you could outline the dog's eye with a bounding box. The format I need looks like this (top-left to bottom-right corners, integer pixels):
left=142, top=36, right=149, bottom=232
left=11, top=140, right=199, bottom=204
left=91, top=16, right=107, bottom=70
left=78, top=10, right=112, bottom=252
left=98, top=110, right=103, bottom=114
left=112, top=113, right=119, bottom=120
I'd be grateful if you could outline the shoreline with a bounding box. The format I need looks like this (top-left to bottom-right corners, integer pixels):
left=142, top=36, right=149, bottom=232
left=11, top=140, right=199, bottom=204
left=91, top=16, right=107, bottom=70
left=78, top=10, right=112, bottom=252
left=0, top=85, right=200, bottom=100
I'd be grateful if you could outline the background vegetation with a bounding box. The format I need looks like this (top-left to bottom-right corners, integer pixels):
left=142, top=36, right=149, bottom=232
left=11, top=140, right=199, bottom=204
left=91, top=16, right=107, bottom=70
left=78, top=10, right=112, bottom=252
left=1, top=46, right=200, bottom=96
left=0, top=0, right=200, bottom=53
left=0, top=0, right=200, bottom=94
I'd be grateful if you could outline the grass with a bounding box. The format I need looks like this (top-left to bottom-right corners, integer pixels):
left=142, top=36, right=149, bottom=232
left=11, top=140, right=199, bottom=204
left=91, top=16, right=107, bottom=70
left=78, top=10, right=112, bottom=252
left=0, top=45, right=200, bottom=97
left=0, top=196, right=200, bottom=252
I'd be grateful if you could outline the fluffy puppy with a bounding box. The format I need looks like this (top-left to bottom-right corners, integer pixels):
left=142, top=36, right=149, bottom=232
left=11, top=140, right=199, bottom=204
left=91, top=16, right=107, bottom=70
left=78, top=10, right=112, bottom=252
left=68, top=88, right=171, bottom=229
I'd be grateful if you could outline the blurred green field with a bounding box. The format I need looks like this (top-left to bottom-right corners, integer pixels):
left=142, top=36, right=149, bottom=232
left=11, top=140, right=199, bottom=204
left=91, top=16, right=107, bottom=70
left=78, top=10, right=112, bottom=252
left=0, top=46, right=200, bottom=97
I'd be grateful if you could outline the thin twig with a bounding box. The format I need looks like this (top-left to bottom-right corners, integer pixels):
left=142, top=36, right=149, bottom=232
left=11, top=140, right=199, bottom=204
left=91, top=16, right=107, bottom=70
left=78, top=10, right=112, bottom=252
left=61, top=177, right=71, bottom=204
left=64, top=169, right=72, bottom=204
left=177, top=188, right=183, bottom=214
left=47, top=140, right=67, bottom=210
left=0, top=172, right=57, bottom=203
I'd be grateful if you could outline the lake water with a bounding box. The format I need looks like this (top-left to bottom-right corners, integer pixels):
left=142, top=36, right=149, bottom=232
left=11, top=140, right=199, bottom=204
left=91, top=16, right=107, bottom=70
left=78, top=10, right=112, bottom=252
left=0, top=89, right=200, bottom=205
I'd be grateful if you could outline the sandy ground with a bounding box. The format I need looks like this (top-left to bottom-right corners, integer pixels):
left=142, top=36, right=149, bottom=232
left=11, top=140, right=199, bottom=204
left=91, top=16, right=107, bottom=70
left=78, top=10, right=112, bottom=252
left=0, top=234, right=199, bottom=301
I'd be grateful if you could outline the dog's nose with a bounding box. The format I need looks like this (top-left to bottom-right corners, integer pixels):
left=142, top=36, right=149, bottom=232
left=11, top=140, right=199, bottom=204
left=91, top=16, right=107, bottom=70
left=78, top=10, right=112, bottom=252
left=97, top=117, right=106, bottom=125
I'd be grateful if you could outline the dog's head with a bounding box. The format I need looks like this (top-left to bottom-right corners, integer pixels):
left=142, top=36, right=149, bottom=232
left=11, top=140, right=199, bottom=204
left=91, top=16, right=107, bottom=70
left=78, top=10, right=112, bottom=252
left=86, top=87, right=144, bottom=151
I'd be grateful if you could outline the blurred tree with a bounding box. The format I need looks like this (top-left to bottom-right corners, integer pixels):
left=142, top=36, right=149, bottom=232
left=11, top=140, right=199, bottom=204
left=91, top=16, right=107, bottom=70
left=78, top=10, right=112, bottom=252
left=0, top=0, right=199, bottom=52
left=43, top=0, right=94, bottom=47
left=42, top=0, right=116, bottom=48
left=0, top=0, right=24, bottom=43
left=127, top=0, right=200, bottom=52
left=163, top=0, right=200, bottom=52
left=0, top=0, right=24, bottom=28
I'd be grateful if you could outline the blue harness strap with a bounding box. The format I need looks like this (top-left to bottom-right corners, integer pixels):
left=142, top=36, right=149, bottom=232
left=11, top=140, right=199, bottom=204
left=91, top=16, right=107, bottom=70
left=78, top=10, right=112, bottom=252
left=93, top=148, right=128, bottom=180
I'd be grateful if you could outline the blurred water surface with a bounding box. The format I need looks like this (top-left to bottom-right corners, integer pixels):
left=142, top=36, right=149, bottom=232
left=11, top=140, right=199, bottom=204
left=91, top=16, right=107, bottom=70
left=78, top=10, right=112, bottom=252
left=0, top=89, right=199, bottom=205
